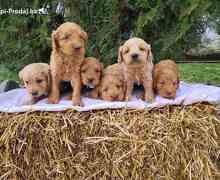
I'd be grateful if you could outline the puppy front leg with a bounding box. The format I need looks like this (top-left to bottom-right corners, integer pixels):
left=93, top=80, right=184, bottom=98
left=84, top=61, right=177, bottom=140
left=71, top=76, right=83, bottom=106
left=125, top=80, right=133, bottom=101
left=143, top=79, right=154, bottom=102
left=48, top=74, right=60, bottom=104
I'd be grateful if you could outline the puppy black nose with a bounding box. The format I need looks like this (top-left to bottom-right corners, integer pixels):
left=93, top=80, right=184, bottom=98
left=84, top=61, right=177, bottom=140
left=131, top=53, right=139, bottom=59
left=32, top=91, right=38, bottom=96
left=166, top=91, right=172, bottom=96
left=88, top=78, right=94, bottom=83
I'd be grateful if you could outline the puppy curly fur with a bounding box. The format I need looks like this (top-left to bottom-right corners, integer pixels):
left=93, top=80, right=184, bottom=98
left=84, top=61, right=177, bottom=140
left=48, top=22, right=88, bottom=106
left=118, top=37, right=154, bottom=102
left=19, top=63, right=50, bottom=104
left=153, top=59, right=179, bottom=99
left=81, top=57, right=103, bottom=98
left=100, top=63, right=125, bottom=101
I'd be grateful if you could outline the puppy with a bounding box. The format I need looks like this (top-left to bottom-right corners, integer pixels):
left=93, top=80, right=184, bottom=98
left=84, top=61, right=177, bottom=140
left=100, top=63, right=125, bottom=101
left=80, top=57, right=103, bottom=98
left=118, top=37, right=154, bottom=102
left=153, top=59, right=179, bottom=99
left=19, top=63, right=50, bottom=104
left=48, top=22, right=88, bottom=106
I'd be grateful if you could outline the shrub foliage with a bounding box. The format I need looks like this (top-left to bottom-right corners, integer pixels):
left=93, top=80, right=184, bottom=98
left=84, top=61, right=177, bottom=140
left=0, top=0, right=219, bottom=72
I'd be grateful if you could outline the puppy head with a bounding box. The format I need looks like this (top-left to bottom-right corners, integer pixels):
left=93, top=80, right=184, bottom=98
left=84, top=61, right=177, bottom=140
left=118, top=37, right=153, bottom=66
left=19, top=63, right=51, bottom=100
left=52, top=22, right=88, bottom=56
left=154, top=70, right=179, bottom=99
left=80, top=57, right=103, bottom=88
left=100, top=75, right=125, bottom=101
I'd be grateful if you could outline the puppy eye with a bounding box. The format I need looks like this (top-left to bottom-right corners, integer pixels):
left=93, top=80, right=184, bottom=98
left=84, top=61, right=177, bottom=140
left=139, top=47, right=145, bottom=51
left=116, top=85, right=121, bottom=89
left=173, top=81, right=177, bottom=85
left=81, top=69, right=86, bottom=74
left=36, top=79, right=43, bottom=84
left=62, top=34, right=70, bottom=40
left=25, top=81, right=29, bottom=84
left=95, top=69, right=100, bottom=73
left=103, top=88, right=108, bottom=92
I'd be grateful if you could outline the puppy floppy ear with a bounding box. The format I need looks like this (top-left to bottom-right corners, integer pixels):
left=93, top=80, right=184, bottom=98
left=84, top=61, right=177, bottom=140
left=98, top=63, right=104, bottom=81
left=118, top=46, right=123, bottom=63
left=52, top=30, right=59, bottom=50
left=100, top=63, right=104, bottom=71
left=41, top=67, right=51, bottom=91
left=97, top=83, right=103, bottom=98
left=80, top=30, right=88, bottom=43
left=176, top=75, right=180, bottom=89
left=18, top=69, right=24, bottom=85
left=152, top=67, right=159, bottom=91
left=146, top=44, right=153, bottom=62
left=18, top=70, right=23, bottom=81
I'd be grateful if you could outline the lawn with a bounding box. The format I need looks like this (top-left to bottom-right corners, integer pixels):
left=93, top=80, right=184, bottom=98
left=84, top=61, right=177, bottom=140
left=1, top=63, right=220, bottom=85
left=179, top=63, right=220, bottom=85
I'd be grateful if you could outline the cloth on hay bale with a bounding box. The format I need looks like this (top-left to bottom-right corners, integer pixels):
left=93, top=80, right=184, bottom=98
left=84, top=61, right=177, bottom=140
left=0, top=104, right=220, bottom=179
left=1, top=81, right=220, bottom=112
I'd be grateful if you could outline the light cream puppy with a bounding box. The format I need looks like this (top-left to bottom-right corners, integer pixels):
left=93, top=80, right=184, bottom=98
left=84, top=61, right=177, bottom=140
left=118, top=37, right=154, bottom=102
left=19, top=63, right=51, bottom=104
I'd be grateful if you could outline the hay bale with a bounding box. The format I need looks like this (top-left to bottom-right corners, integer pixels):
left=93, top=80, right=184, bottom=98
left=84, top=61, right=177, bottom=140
left=0, top=104, right=220, bottom=179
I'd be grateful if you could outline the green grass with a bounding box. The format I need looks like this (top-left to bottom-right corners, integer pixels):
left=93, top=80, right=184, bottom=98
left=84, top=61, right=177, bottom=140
left=179, top=63, right=220, bottom=85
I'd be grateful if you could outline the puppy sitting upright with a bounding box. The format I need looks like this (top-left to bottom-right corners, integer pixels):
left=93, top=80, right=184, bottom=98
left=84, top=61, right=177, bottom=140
left=118, top=37, right=154, bottom=102
left=153, top=59, right=179, bottom=99
left=19, top=63, right=50, bottom=105
left=48, top=22, right=88, bottom=106
left=80, top=57, right=103, bottom=98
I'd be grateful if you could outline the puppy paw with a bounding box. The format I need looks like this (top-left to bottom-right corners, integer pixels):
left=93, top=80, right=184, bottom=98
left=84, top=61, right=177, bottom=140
left=145, top=94, right=154, bottom=103
left=125, top=96, right=131, bottom=102
left=48, top=96, right=60, bottom=104
left=72, top=97, right=84, bottom=106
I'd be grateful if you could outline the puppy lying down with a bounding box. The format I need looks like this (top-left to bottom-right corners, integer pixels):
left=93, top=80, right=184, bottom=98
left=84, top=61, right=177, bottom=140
left=153, top=59, right=179, bottom=99
left=19, top=63, right=50, bottom=105
left=99, top=63, right=125, bottom=101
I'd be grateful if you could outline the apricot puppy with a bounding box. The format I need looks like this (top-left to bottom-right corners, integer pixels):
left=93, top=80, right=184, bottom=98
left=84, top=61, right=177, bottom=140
left=19, top=63, right=50, bottom=104
left=100, top=63, right=125, bottom=101
left=118, top=37, right=154, bottom=102
left=81, top=57, right=103, bottom=98
left=153, top=59, right=179, bottom=99
left=48, top=22, right=88, bottom=106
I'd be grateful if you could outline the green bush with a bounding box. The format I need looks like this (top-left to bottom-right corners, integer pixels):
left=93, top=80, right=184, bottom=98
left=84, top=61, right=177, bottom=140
left=0, top=0, right=219, bottom=79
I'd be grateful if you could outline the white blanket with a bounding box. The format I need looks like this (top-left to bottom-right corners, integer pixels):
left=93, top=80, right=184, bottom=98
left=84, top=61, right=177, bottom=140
left=0, top=82, right=220, bottom=112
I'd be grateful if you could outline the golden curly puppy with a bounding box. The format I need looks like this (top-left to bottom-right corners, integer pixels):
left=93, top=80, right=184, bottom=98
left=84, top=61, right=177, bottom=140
left=48, top=22, right=88, bottom=106
left=118, top=37, right=154, bottom=102
left=81, top=57, right=103, bottom=98
left=19, top=63, right=50, bottom=104
left=100, top=63, right=125, bottom=101
left=153, top=59, right=179, bottom=99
